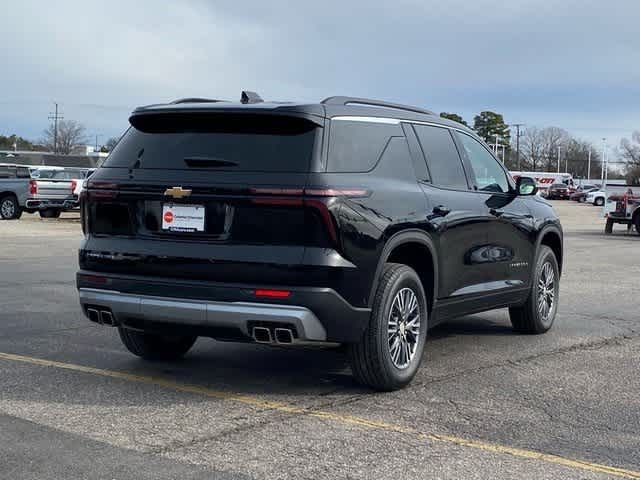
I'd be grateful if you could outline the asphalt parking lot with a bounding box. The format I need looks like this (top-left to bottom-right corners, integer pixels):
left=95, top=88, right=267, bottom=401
left=1, top=202, right=639, bottom=480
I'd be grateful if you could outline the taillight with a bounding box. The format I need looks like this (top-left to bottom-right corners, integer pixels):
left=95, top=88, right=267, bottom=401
left=87, top=181, right=119, bottom=199
left=248, top=186, right=368, bottom=246
left=29, top=179, right=37, bottom=195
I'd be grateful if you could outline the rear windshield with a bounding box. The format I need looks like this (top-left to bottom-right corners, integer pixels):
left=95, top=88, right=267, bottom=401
left=35, top=170, right=83, bottom=179
left=103, top=113, right=318, bottom=172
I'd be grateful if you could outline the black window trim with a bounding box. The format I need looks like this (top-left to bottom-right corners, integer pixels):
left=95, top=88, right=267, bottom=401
left=401, top=122, right=430, bottom=182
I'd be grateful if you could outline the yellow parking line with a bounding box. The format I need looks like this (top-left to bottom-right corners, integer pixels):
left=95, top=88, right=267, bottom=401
left=1, top=350, right=639, bottom=479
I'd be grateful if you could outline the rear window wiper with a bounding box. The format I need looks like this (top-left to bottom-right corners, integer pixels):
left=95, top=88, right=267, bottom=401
left=184, top=157, right=239, bottom=168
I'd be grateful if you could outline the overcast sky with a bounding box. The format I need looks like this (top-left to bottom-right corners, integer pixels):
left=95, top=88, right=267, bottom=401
left=1, top=0, right=638, bottom=153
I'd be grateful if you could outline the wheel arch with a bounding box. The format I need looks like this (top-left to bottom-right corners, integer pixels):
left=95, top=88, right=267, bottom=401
left=0, top=191, right=18, bottom=200
left=536, top=225, right=563, bottom=276
left=369, top=229, right=438, bottom=316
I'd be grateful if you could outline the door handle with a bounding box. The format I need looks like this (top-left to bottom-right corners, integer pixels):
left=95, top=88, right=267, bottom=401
left=490, top=208, right=504, bottom=217
left=433, top=205, right=451, bottom=216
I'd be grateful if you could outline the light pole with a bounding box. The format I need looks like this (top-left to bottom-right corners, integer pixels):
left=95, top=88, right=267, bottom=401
left=557, top=146, right=561, bottom=173
left=587, top=149, right=591, bottom=181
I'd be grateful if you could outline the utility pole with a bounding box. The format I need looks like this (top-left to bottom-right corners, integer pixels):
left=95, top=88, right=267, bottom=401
left=601, top=138, right=606, bottom=188
left=510, top=123, right=524, bottom=170
left=48, top=103, right=64, bottom=155
left=587, top=149, right=591, bottom=181
left=557, top=146, right=561, bottom=173
left=94, top=134, right=101, bottom=153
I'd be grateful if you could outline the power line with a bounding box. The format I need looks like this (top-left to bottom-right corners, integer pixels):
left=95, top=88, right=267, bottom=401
left=47, top=103, right=63, bottom=155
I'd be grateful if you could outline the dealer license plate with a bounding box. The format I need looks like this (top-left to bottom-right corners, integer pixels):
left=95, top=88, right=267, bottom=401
left=161, top=204, right=205, bottom=232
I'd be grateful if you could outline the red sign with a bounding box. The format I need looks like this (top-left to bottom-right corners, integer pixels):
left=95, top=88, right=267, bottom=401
left=163, top=211, right=174, bottom=223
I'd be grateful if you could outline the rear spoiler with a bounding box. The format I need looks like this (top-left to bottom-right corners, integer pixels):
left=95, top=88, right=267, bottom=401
left=129, top=109, right=325, bottom=131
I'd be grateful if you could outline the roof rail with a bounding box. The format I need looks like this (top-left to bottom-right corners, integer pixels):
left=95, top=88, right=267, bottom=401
left=170, top=98, right=226, bottom=104
left=321, top=96, right=435, bottom=116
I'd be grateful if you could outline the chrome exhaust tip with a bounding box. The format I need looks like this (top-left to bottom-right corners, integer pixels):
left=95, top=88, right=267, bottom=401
left=100, top=310, right=115, bottom=326
left=274, top=328, right=294, bottom=344
left=86, top=308, right=101, bottom=324
left=252, top=326, right=272, bottom=343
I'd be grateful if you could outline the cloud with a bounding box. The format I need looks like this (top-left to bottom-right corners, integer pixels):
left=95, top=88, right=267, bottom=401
left=1, top=0, right=638, bottom=146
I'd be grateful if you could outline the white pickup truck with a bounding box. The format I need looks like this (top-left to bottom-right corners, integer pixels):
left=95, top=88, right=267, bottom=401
left=27, top=168, right=88, bottom=218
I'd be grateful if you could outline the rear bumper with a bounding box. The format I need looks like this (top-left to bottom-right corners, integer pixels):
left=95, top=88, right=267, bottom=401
left=26, top=197, right=77, bottom=210
left=76, top=271, right=371, bottom=343
left=79, top=287, right=328, bottom=342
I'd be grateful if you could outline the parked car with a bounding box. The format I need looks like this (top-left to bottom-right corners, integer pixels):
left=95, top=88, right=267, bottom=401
left=0, top=164, right=31, bottom=219
left=545, top=183, right=570, bottom=200
left=27, top=168, right=87, bottom=218
left=586, top=189, right=607, bottom=206
left=570, top=185, right=599, bottom=202
left=77, top=93, right=563, bottom=391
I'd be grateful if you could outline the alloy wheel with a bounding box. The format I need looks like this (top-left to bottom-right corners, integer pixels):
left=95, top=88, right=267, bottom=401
left=537, top=262, right=556, bottom=326
left=387, top=287, right=421, bottom=369
left=1, top=199, right=15, bottom=219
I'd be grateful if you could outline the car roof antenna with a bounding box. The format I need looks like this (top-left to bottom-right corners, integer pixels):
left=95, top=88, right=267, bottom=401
left=240, top=91, right=263, bottom=104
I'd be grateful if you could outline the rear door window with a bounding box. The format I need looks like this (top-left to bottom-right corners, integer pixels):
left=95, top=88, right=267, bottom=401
left=413, top=125, right=469, bottom=189
left=327, top=119, right=403, bottom=173
left=104, top=113, right=318, bottom=172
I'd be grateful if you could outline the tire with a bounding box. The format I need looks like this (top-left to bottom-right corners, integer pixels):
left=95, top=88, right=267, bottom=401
left=118, top=328, right=197, bottom=361
left=348, top=263, right=428, bottom=391
left=594, top=197, right=604, bottom=207
left=39, top=208, right=62, bottom=218
left=634, top=215, right=640, bottom=235
left=0, top=195, right=20, bottom=219
left=509, top=246, right=559, bottom=334
left=605, top=218, right=613, bottom=234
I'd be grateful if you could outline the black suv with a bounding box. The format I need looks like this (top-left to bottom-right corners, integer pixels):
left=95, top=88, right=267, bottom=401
left=77, top=93, right=563, bottom=391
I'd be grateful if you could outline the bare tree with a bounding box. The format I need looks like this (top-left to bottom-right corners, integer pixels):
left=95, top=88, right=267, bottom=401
left=539, top=127, right=570, bottom=172
left=516, top=126, right=601, bottom=178
left=42, top=120, right=87, bottom=155
left=619, top=131, right=640, bottom=166
left=619, top=131, right=640, bottom=184
left=518, top=127, right=571, bottom=172
left=562, top=138, right=600, bottom=179
left=519, top=127, right=545, bottom=171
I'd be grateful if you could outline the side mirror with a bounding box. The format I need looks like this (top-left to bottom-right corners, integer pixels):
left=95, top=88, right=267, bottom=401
left=516, top=176, right=537, bottom=196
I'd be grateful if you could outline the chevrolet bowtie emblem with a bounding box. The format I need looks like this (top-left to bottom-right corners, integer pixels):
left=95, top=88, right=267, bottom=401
left=164, top=186, right=192, bottom=198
